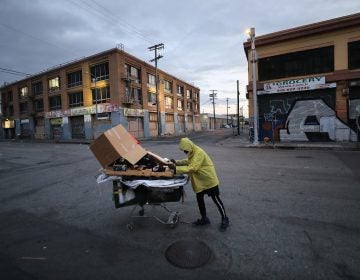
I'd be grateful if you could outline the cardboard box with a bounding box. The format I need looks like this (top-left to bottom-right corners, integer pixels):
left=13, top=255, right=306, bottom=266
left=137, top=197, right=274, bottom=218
left=90, top=124, right=147, bottom=168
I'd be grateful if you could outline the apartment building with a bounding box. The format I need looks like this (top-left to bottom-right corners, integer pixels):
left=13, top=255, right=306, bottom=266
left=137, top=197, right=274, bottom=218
left=0, top=47, right=201, bottom=140
left=244, top=13, right=360, bottom=142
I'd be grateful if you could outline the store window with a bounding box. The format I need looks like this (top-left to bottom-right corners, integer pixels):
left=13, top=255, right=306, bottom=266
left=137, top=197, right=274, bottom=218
left=258, top=46, right=334, bottom=81
left=349, top=40, right=360, bottom=70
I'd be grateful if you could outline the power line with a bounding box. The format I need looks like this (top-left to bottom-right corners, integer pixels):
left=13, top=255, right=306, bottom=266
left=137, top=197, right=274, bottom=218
left=0, top=23, right=79, bottom=57
left=0, top=67, right=30, bottom=77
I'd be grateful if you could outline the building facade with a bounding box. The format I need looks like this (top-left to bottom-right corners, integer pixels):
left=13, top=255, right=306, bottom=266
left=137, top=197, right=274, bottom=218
left=244, top=13, right=360, bottom=142
left=0, top=47, right=201, bottom=140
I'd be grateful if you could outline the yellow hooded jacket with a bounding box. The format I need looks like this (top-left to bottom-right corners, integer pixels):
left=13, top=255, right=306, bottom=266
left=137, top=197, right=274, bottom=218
left=175, top=137, right=219, bottom=193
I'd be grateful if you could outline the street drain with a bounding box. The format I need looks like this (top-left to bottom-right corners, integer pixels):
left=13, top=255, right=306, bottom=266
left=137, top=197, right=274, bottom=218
left=165, top=239, right=212, bottom=269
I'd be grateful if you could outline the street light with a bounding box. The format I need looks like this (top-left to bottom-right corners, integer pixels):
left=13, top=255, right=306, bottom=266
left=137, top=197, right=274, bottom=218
left=246, top=27, right=259, bottom=144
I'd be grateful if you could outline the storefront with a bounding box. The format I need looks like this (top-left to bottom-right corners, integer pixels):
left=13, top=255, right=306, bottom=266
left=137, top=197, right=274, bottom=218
left=50, top=118, right=62, bottom=140
left=257, top=76, right=356, bottom=141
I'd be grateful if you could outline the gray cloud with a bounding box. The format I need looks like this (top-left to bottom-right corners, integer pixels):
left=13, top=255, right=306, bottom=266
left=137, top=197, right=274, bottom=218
left=1, top=0, right=359, bottom=115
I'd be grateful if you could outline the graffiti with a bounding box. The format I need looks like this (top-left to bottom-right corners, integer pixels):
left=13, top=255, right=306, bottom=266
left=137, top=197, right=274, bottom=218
left=263, top=113, right=273, bottom=121
left=269, top=99, right=294, bottom=114
left=279, top=99, right=357, bottom=142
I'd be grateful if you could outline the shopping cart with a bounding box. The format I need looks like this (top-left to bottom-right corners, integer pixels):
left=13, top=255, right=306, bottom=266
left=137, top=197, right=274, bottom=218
left=110, top=175, right=189, bottom=230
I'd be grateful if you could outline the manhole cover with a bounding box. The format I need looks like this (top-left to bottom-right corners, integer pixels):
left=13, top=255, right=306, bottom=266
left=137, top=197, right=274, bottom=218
left=165, top=239, right=212, bottom=269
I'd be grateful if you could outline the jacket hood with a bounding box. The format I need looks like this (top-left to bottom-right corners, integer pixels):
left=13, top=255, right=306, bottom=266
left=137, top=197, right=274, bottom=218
left=179, top=137, right=194, bottom=152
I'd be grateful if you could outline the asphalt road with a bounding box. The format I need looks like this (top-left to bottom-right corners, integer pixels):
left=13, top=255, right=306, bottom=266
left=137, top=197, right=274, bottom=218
left=0, top=130, right=359, bottom=280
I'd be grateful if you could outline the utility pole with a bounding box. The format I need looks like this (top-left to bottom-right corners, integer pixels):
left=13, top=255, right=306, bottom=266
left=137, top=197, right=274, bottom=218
left=209, top=90, right=217, bottom=129
left=226, top=97, right=230, bottom=125
left=148, top=43, right=164, bottom=136
left=237, top=80, right=240, bottom=135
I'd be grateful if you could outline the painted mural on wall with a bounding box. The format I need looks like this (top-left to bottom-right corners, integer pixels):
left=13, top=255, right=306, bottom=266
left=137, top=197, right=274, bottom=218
left=257, top=89, right=336, bottom=141
left=280, top=99, right=357, bottom=142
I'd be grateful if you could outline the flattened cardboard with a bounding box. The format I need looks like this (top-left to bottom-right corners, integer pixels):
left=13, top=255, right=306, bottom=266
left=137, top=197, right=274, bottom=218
left=90, top=124, right=147, bottom=168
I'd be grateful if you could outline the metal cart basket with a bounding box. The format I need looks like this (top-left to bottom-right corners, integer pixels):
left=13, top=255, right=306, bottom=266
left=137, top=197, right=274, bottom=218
left=111, top=175, right=188, bottom=230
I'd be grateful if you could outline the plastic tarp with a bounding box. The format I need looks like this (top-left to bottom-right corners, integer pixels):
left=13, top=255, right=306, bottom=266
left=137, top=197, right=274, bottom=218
left=96, top=173, right=188, bottom=189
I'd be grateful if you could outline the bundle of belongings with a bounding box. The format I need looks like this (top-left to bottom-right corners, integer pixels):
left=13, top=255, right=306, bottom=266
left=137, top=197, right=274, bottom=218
left=90, top=124, right=188, bottom=208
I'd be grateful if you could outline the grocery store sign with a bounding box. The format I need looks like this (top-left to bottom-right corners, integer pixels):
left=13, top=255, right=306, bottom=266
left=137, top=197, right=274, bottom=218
left=259, top=76, right=336, bottom=95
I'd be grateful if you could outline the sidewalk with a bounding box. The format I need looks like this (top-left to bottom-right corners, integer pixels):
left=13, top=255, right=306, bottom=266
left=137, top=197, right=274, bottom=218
left=220, top=127, right=360, bottom=151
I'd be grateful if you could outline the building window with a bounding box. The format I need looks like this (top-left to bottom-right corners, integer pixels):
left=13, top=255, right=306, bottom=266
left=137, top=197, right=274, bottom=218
left=7, top=91, right=13, bottom=102
left=164, top=80, right=172, bottom=93
left=148, top=92, right=156, bottom=105
left=92, top=86, right=110, bottom=104
left=147, top=73, right=156, bottom=86
left=177, top=85, right=184, bottom=97
left=165, top=113, right=174, bottom=122
left=125, top=87, right=142, bottom=104
left=186, top=89, right=192, bottom=99
left=34, top=99, right=44, bottom=112
left=194, top=103, right=199, bottom=112
left=49, top=77, right=60, bottom=91
left=258, top=46, right=334, bottom=81
left=32, top=81, right=43, bottom=96
left=194, top=92, right=199, bottom=100
left=187, top=102, right=193, bottom=111
left=19, top=102, right=28, bottom=114
left=67, top=70, right=82, bottom=88
left=149, top=112, right=158, bottom=122
left=165, top=96, right=173, bottom=109
left=8, top=105, right=14, bottom=116
left=124, top=64, right=140, bottom=83
left=349, top=40, right=360, bottom=70
left=69, top=92, right=84, bottom=108
left=19, top=86, right=28, bottom=98
left=177, top=99, right=184, bottom=111
left=90, top=62, right=109, bottom=81
left=49, top=96, right=62, bottom=110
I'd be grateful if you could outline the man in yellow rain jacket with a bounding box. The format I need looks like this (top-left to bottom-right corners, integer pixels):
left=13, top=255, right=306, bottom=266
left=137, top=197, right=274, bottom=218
left=171, top=137, right=229, bottom=231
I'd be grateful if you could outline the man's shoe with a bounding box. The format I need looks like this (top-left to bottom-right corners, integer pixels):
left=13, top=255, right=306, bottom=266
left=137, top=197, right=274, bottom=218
left=192, top=216, right=211, bottom=226
left=219, top=217, right=229, bottom=231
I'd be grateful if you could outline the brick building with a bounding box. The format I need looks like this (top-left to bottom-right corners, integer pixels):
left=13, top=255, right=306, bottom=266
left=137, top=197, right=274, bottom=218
left=244, top=13, right=360, bottom=142
left=0, top=47, right=201, bottom=140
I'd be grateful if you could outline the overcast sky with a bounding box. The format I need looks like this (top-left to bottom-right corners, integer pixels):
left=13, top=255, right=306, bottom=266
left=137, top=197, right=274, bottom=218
left=0, top=0, right=359, bottom=116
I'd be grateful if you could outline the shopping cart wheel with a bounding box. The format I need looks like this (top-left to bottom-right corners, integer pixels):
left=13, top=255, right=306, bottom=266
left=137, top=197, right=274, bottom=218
left=126, top=223, right=134, bottom=231
left=168, top=212, right=179, bottom=228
